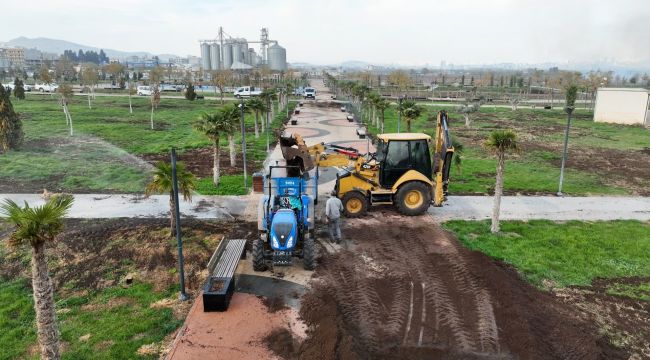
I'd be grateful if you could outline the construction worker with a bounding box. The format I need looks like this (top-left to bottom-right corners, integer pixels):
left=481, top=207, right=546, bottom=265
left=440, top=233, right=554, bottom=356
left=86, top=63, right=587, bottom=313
left=325, top=190, right=344, bottom=243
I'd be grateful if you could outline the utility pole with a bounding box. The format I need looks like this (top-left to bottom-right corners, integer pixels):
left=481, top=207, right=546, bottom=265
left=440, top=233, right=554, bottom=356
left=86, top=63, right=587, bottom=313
left=171, top=148, right=189, bottom=301
left=239, top=98, right=248, bottom=188
left=557, top=85, right=577, bottom=196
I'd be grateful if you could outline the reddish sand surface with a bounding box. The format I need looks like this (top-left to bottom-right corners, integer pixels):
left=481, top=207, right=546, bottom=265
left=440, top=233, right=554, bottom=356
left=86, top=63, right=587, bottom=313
left=167, top=292, right=305, bottom=360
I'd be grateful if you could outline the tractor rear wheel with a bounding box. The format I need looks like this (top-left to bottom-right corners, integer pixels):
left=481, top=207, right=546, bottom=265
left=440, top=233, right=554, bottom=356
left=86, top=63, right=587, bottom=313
left=303, top=237, right=315, bottom=270
left=395, top=182, right=431, bottom=216
left=252, top=238, right=266, bottom=271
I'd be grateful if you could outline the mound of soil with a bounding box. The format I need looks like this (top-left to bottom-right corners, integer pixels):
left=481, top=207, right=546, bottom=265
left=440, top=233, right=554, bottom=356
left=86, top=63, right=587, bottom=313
left=263, top=328, right=296, bottom=358
left=259, top=296, right=289, bottom=313
left=297, top=212, right=628, bottom=360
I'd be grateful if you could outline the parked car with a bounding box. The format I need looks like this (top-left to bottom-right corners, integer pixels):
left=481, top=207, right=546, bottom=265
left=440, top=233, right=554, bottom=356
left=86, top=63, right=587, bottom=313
left=23, top=84, right=33, bottom=92
left=137, top=86, right=154, bottom=96
left=340, top=106, right=346, bottom=112
left=347, top=115, right=354, bottom=122
left=35, top=83, right=59, bottom=92
left=233, top=86, right=262, bottom=98
left=304, top=87, right=316, bottom=99
left=293, top=87, right=305, bottom=96
left=1, top=83, right=14, bottom=90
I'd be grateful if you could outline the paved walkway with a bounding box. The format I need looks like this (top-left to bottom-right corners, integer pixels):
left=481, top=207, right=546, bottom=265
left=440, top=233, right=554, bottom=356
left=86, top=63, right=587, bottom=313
left=429, top=196, right=650, bottom=221
left=0, top=194, right=248, bottom=220
left=2, top=193, right=647, bottom=221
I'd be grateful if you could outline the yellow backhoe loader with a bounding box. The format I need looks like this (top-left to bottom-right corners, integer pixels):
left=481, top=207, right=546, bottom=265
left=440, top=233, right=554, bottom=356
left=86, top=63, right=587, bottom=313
left=280, top=110, right=454, bottom=216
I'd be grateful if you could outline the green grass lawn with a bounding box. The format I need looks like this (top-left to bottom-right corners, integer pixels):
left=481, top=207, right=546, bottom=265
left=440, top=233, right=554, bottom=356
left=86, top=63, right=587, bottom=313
left=0, top=280, right=179, bottom=360
left=4, top=94, right=291, bottom=194
left=361, top=104, right=648, bottom=195
left=443, top=220, right=650, bottom=287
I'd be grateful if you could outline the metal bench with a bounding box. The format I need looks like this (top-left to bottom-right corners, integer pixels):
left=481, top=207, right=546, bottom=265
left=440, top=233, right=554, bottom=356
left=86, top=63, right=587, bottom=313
left=203, top=239, right=246, bottom=312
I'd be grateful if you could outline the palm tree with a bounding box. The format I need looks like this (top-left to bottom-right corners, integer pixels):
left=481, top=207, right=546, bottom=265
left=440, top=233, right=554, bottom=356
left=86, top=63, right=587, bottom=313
left=194, top=111, right=233, bottom=184
left=219, top=104, right=245, bottom=167
left=259, top=88, right=277, bottom=124
left=1, top=195, right=74, bottom=360
left=485, top=130, right=519, bottom=233
left=246, top=97, right=267, bottom=138
left=400, top=100, right=421, bottom=132
left=145, top=161, right=196, bottom=235
left=375, top=98, right=389, bottom=133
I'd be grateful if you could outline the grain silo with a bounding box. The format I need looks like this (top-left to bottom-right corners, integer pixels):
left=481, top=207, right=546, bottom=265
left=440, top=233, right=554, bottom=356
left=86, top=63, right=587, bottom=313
left=249, top=49, right=258, bottom=66
left=222, top=42, right=233, bottom=69
left=268, top=43, right=287, bottom=71
left=232, top=39, right=244, bottom=64
left=200, top=42, right=211, bottom=70
left=209, top=44, right=221, bottom=70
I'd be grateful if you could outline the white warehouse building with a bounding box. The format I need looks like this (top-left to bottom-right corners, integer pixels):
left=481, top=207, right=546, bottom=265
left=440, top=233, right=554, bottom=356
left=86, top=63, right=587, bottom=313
left=593, top=88, right=650, bottom=126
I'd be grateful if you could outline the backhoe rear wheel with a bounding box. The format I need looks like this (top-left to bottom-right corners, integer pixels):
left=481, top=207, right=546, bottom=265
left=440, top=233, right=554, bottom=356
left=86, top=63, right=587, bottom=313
left=395, top=182, right=431, bottom=216
left=341, top=191, right=368, bottom=217
left=252, top=238, right=266, bottom=271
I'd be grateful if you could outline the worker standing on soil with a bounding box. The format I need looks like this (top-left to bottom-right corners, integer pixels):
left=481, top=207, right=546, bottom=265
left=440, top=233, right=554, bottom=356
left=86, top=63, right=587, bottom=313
left=325, top=190, right=344, bottom=243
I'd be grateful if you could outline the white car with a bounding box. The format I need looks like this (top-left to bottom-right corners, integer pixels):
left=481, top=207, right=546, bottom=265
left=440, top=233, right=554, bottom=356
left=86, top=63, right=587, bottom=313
left=304, top=87, right=316, bottom=99
left=23, top=84, right=33, bottom=92
left=137, top=86, right=154, bottom=96
left=35, top=83, right=59, bottom=92
left=2, top=83, right=14, bottom=90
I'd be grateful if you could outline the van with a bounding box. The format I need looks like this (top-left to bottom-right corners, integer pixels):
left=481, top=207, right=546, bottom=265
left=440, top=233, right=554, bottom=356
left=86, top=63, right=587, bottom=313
left=137, top=86, right=153, bottom=96
left=304, top=87, right=316, bottom=99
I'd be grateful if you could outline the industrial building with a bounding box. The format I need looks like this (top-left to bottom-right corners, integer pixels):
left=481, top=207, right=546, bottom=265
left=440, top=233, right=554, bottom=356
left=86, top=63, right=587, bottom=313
left=594, top=88, right=650, bottom=126
left=199, top=27, right=287, bottom=72
left=0, top=46, right=25, bottom=69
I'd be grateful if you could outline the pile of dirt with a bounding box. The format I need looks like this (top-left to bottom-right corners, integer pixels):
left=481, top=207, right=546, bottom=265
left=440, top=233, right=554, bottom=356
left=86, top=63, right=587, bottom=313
left=263, top=328, right=297, bottom=359
left=297, top=212, right=628, bottom=360
left=0, top=218, right=257, bottom=295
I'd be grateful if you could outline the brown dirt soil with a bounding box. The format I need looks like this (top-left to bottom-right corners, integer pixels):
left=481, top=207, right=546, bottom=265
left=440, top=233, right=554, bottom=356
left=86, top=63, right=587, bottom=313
left=260, top=295, right=290, bottom=313
left=521, top=141, right=650, bottom=196
left=263, top=328, right=297, bottom=358
left=142, top=147, right=258, bottom=178
left=0, top=218, right=257, bottom=295
left=555, top=277, right=650, bottom=359
left=297, top=211, right=628, bottom=360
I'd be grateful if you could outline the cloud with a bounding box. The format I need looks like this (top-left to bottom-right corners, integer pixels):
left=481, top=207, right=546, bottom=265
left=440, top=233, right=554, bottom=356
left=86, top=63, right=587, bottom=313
left=2, top=0, right=649, bottom=65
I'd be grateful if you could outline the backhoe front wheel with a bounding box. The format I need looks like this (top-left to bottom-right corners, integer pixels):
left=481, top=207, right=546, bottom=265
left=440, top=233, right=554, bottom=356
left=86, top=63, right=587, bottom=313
left=395, top=182, right=431, bottom=216
left=341, top=191, right=368, bottom=217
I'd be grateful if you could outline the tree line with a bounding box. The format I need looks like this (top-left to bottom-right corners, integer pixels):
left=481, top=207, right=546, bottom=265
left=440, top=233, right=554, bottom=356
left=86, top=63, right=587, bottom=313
left=62, top=49, right=109, bottom=64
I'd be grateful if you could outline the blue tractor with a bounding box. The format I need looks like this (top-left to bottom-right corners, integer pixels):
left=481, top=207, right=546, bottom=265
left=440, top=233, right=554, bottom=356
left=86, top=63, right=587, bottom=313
left=253, top=165, right=317, bottom=271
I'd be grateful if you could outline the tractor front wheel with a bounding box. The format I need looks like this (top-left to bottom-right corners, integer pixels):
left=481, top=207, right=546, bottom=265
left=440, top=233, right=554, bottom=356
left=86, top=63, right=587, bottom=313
left=252, top=238, right=266, bottom=271
left=303, top=237, right=315, bottom=270
left=395, top=182, right=431, bottom=216
left=342, top=191, right=368, bottom=217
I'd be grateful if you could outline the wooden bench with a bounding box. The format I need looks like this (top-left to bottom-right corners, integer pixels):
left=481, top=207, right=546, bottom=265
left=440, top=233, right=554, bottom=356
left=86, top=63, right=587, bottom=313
left=203, top=239, right=246, bottom=312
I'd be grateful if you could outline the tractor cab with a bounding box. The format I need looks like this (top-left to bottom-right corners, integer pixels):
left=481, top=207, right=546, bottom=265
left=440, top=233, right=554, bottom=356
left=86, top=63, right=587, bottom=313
left=375, top=133, right=433, bottom=188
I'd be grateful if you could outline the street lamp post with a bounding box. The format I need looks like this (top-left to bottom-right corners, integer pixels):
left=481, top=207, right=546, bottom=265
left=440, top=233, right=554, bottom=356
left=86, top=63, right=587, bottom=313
left=170, top=148, right=188, bottom=301
left=239, top=99, right=248, bottom=188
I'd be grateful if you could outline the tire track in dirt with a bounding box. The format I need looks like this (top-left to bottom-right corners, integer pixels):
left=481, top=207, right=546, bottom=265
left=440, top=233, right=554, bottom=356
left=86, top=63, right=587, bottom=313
left=298, top=210, right=628, bottom=359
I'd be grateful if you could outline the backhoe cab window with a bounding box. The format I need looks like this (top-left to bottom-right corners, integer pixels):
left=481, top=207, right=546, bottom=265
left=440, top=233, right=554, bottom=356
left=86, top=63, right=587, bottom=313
left=385, top=141, right=410, bottom=168
left=376, top=140, right=387, bottom=161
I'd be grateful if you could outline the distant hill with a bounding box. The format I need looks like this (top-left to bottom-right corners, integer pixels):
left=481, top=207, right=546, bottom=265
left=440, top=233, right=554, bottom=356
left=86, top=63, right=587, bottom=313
left=4, top=36, right=178, bottom=60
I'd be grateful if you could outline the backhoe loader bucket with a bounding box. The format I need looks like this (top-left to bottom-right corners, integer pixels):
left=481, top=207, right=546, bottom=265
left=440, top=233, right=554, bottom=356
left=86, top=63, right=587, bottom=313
left=280, top=133, right=315, bottom=173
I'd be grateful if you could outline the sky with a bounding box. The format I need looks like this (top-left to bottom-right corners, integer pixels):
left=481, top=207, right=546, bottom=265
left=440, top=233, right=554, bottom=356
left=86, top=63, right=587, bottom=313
left=2, top=0, right=650, bottom=66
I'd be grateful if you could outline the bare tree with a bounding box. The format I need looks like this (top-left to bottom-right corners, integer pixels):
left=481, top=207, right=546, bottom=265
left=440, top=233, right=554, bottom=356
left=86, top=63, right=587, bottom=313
left=210, top=70, right=232, bottom=104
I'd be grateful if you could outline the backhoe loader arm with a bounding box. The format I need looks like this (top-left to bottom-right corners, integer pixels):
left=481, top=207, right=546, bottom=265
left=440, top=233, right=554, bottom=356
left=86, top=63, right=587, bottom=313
left=433, top=110, right=455, bottom=206
left=280, top=133, right=360, bottom=170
